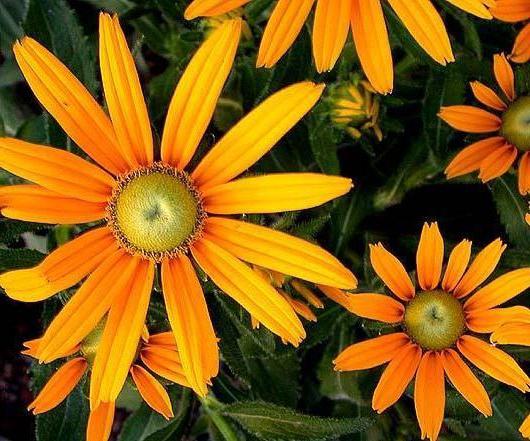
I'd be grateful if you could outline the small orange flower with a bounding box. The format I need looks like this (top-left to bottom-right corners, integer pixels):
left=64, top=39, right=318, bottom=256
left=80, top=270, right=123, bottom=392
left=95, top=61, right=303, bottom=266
left=334, top=222, right=530, bottom=441
left=491, top=0, right=530, bottom=63
left=439, top=54, right=530, bottom=195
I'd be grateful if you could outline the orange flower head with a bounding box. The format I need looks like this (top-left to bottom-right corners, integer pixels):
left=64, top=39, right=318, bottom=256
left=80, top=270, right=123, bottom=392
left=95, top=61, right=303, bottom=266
left=334, top=222, right=530, bottom=441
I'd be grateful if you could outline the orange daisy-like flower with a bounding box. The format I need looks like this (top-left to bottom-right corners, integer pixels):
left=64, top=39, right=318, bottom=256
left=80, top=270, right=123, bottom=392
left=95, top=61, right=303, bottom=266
left=439, top=54, right=530, bottom=196
left=184, top=0, right=494, bottom=94
left=334, top=222, right=530, bottom=441
left=491, top=0, right=530, bottom=63
left=24, top=330, right=188, bottom=441
left=0, top=14, right=357, bottom=404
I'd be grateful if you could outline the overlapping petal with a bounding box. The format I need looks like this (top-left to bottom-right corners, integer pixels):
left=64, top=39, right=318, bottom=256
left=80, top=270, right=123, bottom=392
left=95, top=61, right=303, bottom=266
left=184, top=0, right=250, bottom=19
left=130, top=365, right=174, bottom=419
left=442, top=239, right=472, bottom=292
left=416, top=222, right=444, bottom=290
left=346, top=293, right=405, bottom=323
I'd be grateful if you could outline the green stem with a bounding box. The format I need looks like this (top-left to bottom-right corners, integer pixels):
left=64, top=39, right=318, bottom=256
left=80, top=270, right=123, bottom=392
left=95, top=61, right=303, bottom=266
left=200, top=396, right=239, bottom=441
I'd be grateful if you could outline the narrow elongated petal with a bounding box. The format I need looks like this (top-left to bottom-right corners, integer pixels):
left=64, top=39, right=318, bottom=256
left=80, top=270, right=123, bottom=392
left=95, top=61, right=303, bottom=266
left=162, top=19, right=241, bottom=169
left=87, top=402, right=115, bottom=441
left=467, top=306, right=530, bottom=333
left=457, top=335, right=530, bottom=392
left=28, top=358, right=87, bottom=414
left=470, top=81, right=507, bottom=111
left=140, top=345, right=190, bottom=386
left=442, top=349, right=492, bottom=417
left=99, top=13, right=153, bottom=167
left=192, top=82, right=324, bottom=189
left=131, top=365, right=173, bottom=419
left=511, top=24, right=530, bottom=63
left=161, top=256, right=219, bottom=397
left=494, top=53, right=515, bottom=101
left=202, top=173, right=352, bottom=214
left=184, top=0, right=250, bottom=18
left=146, top=332, right=176, bottom=348
left=415, top=352, right=445, bottom=441
left=491, top=0, right=530, bottom=21
left=0, top=185, right=106, bottom=224
left=13, top=38, right=128, bottom=175
left=318, top=284, right=357, bottom=310
left=351, top=0, right=393, bottom=94
left=90, top=259, right=154, bottom=407
left=372, top=343, right=422, bottom=413
left=292, top=281, right=324, bottom=308
left=438, top=106, right=502, bottom=133
left=520, top=414, right=530, bottom=439
left=416, top=222, right=444, bottom=290
left=191, top=237, right=305, bottom=346
left=519, top=152, right=530, bottom=195
left=22, top=339, right=79, bottom=359
left=442, top=239, right=472, bottom=292
left=478, top=144, right=518, bottom=182
left=370, top=243, right=415, bottom=301
left=203, top=217, right=357, bottom=289
left=453, top=239, right=506, bottom=298
left=0, top=138, right=114, bottom=202
left=445, top=137, right=506, bottom=179
left=445, top=0, right=493, bottom=18
left=334, top=333, right=410, bottom=371
left=346, top=293, right=405, bottom=323
left=491, top=323, right=530, bottom=346
left=0, top=227, right=116, bottom=302
left=256, top=0, right=315, bottom=68
left=313, top=0, right=351, bottom=72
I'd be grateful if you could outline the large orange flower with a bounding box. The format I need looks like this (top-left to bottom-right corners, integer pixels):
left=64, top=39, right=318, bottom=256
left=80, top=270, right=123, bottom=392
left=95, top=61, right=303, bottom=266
left=492, top=0, right=530, bottom=63
left=439, top=54, right=530, bottom=196
left=0, top=14, right=357, bottom=406
left=185, top=0, right=494, bottom=94
left=334, top=223, right=530, bottom=441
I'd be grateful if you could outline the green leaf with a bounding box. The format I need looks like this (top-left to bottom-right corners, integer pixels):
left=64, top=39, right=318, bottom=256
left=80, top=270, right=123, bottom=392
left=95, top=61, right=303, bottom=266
left=0, top=0, right=28, bottom=54
left=0, top=248, right=44, bottom=272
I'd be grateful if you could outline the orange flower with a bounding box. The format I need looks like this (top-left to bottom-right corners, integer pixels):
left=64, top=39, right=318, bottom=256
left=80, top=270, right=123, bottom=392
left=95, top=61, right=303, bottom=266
left=491, top=0, right=530, bottom=63
left=185, top=0, right=494, bottom=94
left=439, top=54, right=530, bottom=195
left=0, top=14, right=357, bottom=403
left=334, top=222, right=530, bottom=441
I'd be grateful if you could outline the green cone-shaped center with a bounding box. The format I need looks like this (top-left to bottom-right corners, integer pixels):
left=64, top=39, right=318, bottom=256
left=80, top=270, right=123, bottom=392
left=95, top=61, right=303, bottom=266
left=404, top=290, right=465, bottom=350
left=501, top=96, right=530, bottom=151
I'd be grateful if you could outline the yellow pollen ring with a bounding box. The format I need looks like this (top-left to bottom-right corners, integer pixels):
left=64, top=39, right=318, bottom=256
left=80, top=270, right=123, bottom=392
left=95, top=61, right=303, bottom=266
left=106, top=162, right=206, bottom=262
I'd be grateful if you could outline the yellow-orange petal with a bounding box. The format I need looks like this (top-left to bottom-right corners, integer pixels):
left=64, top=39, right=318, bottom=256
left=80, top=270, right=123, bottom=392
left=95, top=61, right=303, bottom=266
left=519, top=152, right=530, bottom=195
left=28, top=358, right=87, bottom=414
left=0, top=138, right=115, bottom=202
left=511, top=23, right=530, bottom=63
left=317, top=284, right=356, bottom=310
left=441, top=349, right=492, bottom=417
left=202, top=173, right=353, bottom=214
left=203, top=217, right=357, bottom=289
left=13, top=38, right=128, bottom=175
left=256, top=0, right=315, bottom=68
left=191, top=237, right=306, bottom=346
left=99, top=13, right=153, bottom=167
left=292, top=280, right=324, bottom=308
left=445, top=0, right=494, bottom=18
left=130, top=365, right=173, bottom=419
left=0, top=227, right=116, bottom=302
left=351, top=0, right=393, bottom=94
left=491, top=0, right=530, bottom=22
left=494, top=53, right=516, bottom=101
left=478, top=144, right=518, bottom=183
left=192, top=82, right=324, bottom=189
left=470, top=81, right=507, bottom=111
left=466, top=306, right=530, bottom=333
left=0, top=185, right=107, bottom=224
left=369, top=243, right=415, bottom=301
left=87, top=402, right=115, bottom=441
left=346, top=293, right=405, bottom=323
left=22, top=338, right=79, bottom=359
left=416, top=222, right=444, bottom=291
left=140, top=344, right=190, bottom=387
left=438, top=106, right=502, bottom=133
left=184, top=0, right=250, bottom=19
left=453, top=238, right=506, bottom=299
left=161, top=256, right=219, bottom=397
left=279, top=289, right=317, bottom=322
left=445, top=137, right=506, bottom=180
left=464, top=268, right=530, bottom=311
left=146, top=332, right=176, bottom=349
left=372, top=343, right=422, bottom=413
left=457, top=335, right=530, bottom=392
left=521, top=414, right=530, bottom=439
left=333, top=332, right=410, bottom=371
left=442, top=239, right=472, bottom=292
left=491, top=322, right=530, bottom=346
left=161, top=19, right=241, bottom=169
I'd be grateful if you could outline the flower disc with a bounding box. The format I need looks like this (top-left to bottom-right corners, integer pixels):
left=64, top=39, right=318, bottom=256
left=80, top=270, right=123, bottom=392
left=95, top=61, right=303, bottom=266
left=501, top=96, right=530, bottom=151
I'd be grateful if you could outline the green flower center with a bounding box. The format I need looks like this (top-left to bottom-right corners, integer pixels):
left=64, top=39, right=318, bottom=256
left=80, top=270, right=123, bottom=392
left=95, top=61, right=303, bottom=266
left=501, top=96, right=530, bottom=151
left=403, top=290, right=465, bottom=350
left=107, top=163, right=205, bottom=261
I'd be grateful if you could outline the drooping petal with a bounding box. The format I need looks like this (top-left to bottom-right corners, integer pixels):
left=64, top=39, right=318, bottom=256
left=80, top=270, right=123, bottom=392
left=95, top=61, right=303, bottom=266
left=416, top=222, right=444, bottom=290
left=12, top=38, right=128, bottom=175
left=0, top=227, right=116, bottom=302
left=346, top=293, right=405, bottom=323
left=256, top=0, right=315, bottom=68
left=28, top=358, right=87, bottom=414
left=317, top=284, right=357, bottom=310
left=491, top=0, right=530, bottom=22
left=493, top=53, right=516, bottom=101
left=0, top=185, right=106, bottom=224
left=184, top=0, right=250, bottom=19
left=292, top=280, right=324, bottom=308
left=453, top=238, right=506, bottom=299
left=372, top=343, right=422, bottom=413
left=130, top=365, right=173, bottom=419
left=478, top=144, right=518, bottom=182
left=445, top=0, right=494, bottom=18
left=442, top=239, right=472, bottom=292
left=520, top=414, right=530, bottom=439
left=351, top=0, right=393, bottom=94
left=0, top=138, right=115, bottom=202
left=191, top=237, right=306, bottom=346
left=161, top=19, right=241, bottom=169
left=146, top=332, right=176, bottom=348
left=22, top=338, right=79, bottom=359
left=140, top=344, right=190, bottom=387
left=470, top=81, right=507, bottom=111
left=161, top=256, right=219, bottom=397
left=441, top=349, right=492, bottom=417
left=203, top=217, right=357, bottom=289
left=519, top=152, right=530, bottom=195
left=87, top=402, right=115, bottom=441
left=438, top=106, right=502, bottom=133
left=191, top=82, right=324, bottom=189
left=333, top=333, right=410, bottom=371
left=491, top=323, right=530, bottom=346
left=467, top=306, right=530, bottom=333
left=511, top=24, right=530, bottom=63
left=202, top=173, right=353, bottom=214
left=369, top=243, right=415, bottom=301
left=99, top=13, right=153, bottom=167
left=457, top=335, right=530, bottom=392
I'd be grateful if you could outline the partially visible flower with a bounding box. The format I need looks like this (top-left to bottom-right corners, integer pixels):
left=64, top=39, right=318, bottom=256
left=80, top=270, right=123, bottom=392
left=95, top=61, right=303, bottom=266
left=202, top=8, right=252, bottom=40
left=334, top=222, right=530, bottom=441
left=491, top=0, right=530, bottom=63
left=439, top=54, right=530, bottom=195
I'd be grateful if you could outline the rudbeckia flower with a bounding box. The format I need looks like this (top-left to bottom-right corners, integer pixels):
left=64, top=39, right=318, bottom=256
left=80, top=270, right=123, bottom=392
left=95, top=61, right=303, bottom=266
left=491, top=0, right=530, bottom=63
left=24, top=329, right=188, bottom=441
left=185, top=0, right=494, bottom=94
left=439, top=54, right=530, bottom=196
left=0, top=14, right=357, bottom=404
left=334, top=222, right=530, bottom=441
